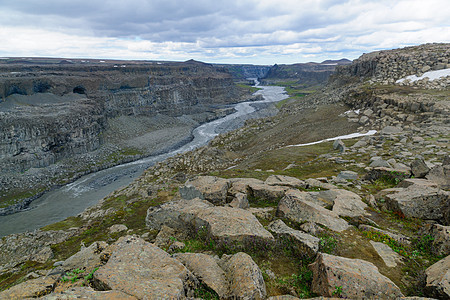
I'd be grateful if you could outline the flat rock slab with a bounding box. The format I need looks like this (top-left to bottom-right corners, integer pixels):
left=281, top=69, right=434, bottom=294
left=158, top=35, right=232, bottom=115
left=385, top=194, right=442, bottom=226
left=268, top=219, right=319, bottom=257
left=41, top=287, right=137, bottom=299
left=0, top=276, right=56, bottom=299
left=309, top=253, right=403, bottom=299
left=195, top=206, right=274, bottom=243
left=425, top=255, right=450, bottom=299
left=265, top=175, right=306, bottom=188
left=370, top=241, right=403, bottom=268
left=277, top=189, right=350, bottom=232
left=174, top=253, right=228, bottom=298
left=385, top=185, right=450, bottom=224
left=228, top=178, right=264, bottom=195
left=94, top=235, right=197, bottom=299
left=318, top=189, right=368, bottom=218
left=146, top=198, right=213, bottom=231
left=248, top=183, right=288, bottom=204
left=182, top=176, right=230, bottom=204
left=222, top=252, right=267, bottom=300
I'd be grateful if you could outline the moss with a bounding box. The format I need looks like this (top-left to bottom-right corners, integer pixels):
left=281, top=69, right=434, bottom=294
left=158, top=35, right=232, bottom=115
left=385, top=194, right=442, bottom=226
left=41, top=216, right=84, bottom=231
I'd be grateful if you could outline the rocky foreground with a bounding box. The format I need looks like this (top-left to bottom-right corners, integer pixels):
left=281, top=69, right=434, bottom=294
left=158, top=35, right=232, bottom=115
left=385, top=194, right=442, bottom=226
left=0, top=44, right=449, bottom=299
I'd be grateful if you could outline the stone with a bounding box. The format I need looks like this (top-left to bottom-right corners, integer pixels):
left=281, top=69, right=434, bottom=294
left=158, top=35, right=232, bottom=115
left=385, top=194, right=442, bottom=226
left=309, top=253, right=403, bottom=299
left=277, top=189, right=350, bottom=232
left=425, top=255, right=450, bottom=299
left=40, top=287, right=137, bottom=299
left=359, top=115, right=369, bottom=124
left=182, top=176, right=230, bottom=204
left=246, top=207, right=275, bottom=221
left=195, top=206, right=274, bottom=244
left=381, top=126, right=403, bottom=134
left=30, top=246, right=54, bottom=263
left=363, top=108, right=374, bottom=117
left=420, top=223, right=450, bottom=256
left=222, top=252, right=267, bottom=300
left=299, top=222, right=325, bottom=236
left=265, top=175, right=306, bottom=189
left=267, top=296, right=301, bottom=300
left=336, top=171, right=359, bottom=180
left=411, top=158, right=430, bottom=178
left=93, top=235, right=198, bottom=299
left=370, top=158, right=392, bottom=168
left=229, top=192, right=249, bottom=209
left=108, top=224, right=128, bottom=234
left=304, top=178, right=337, bottom=190
left=426, top=165, right=450, bottom=190
left=145, top=198, right=213, bottom=231
left=268, top=219, right=320, bottom=257
left=0, top=276, right=56, bottom=299
left=385, top=185, right=450, bottom=224
left=228, top=178, right=265, bottom=195
left=62, top=241, right=108, bottom=272
left=333, top=139, right=346, bottom=153
left=359, top=224, right=410, bottom=245
left=370, top=241, right=403, bottom=268
left=398, top=178, right=438, bottom=189
left=174, top=253, right=228, bottom=298
left=352, top=139, right=368, bottom=148
left=247, top=183, right=288, bottom=204
left=318, top=189, right=368, bottom=218
left=153, top=225, right=181, bottom=249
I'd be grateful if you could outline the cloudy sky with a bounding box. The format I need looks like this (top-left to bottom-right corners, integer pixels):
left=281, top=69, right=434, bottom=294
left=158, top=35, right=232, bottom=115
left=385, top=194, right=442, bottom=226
left=0, top=0, right=449, bottom=64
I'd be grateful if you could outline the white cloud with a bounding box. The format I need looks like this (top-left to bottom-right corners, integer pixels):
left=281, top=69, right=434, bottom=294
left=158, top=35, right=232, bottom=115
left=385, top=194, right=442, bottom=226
left=0, top=0, right=448, bottom=64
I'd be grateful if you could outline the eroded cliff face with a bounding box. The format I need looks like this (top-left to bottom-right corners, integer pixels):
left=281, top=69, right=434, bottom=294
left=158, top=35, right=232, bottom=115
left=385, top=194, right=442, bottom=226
left=0, top=59, right=246, bottom=208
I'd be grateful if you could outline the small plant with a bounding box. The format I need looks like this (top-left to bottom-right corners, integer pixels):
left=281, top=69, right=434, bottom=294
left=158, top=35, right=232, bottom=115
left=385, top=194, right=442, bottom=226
left=318, top=234, right=338, bottom=254
left=83, top=267, right=99, bottom=284
left=332, top=285, right=343, bottom=297
left=61, top=268, right=84, bottom=283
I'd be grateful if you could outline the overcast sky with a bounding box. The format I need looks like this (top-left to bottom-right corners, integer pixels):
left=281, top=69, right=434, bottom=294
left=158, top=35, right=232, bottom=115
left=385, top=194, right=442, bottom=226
left=0, top=0, right=449, bottom=64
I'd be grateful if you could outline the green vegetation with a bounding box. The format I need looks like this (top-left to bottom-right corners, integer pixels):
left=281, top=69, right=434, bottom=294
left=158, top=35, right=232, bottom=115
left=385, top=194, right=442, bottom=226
left=236, top=83, right=262, bottom=94
left=194, top=283, right=220, bottom=299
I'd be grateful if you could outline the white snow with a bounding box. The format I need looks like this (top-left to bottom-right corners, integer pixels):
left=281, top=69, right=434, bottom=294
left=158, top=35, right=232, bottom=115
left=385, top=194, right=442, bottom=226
left=286, top=130, right=377, bottom=148
left=396, top=68, right=450, bottom=83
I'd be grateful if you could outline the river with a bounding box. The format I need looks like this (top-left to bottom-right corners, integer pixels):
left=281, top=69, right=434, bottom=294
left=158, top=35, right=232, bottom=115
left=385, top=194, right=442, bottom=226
left=0, top=82, right=288, bottom=237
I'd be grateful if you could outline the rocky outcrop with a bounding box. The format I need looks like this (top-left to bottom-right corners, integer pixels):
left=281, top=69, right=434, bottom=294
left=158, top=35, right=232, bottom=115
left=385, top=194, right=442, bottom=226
left=425, top=255, right=450, bottom=299
left=309, top=253, right=404, bottom=299
left=93, top=235, right=198, bottom=299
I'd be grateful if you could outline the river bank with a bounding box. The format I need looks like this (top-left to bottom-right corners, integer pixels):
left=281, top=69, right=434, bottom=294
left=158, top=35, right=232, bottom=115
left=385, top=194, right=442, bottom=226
left=0, top=83, right=288, bottom=237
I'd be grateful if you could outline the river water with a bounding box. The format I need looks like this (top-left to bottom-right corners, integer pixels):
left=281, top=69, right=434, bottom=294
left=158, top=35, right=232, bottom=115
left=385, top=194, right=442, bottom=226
left=0, top=82, right=288, bottom=237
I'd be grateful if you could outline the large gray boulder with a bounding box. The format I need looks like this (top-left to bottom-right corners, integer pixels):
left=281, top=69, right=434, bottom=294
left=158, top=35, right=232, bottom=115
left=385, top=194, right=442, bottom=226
left=265, top=175, right=306, bottom=189
left=425, top=255, right=450, bottom=299
left=228, top=178, right=265, bottom=195
left=277, top=189, right=350, bottom=232
left=268, top=219, right=319, bottom=258
left=195, top=206, right=274, bottom=244
left=247, top=183, right=288, bottom=204
left=385, top=185, right=450, bottom=224
left=309, top=253, right=403, bottom=299
left=93, top=236, right=198, bottom=299
left=0, top=276, right=56, bottom=299
left=411, top=158, right=430, bottom=178
left=145, top=198, right=213, bottom=231
left=174, top=253, right=228, bottom=298
left=222, top=252, right=267, bottom=299
left=426, top=164, right=450, bottom=190
left=317, top=189, right=368, bottom=218
left=61, top=241, right=108, bottom=272
left=181, top=176, right=230, bottom=204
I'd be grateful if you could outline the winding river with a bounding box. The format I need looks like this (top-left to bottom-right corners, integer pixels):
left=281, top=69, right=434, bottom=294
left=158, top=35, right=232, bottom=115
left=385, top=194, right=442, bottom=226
left=0, top=82, right=288, bottom=237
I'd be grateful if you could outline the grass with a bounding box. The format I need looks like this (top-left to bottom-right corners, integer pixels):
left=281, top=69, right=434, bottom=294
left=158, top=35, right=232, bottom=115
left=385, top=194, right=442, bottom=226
left=236, top=83, right=262, bottom=94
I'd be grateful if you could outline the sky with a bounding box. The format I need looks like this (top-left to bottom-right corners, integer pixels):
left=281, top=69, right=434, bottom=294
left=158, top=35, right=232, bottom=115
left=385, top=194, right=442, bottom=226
left=0, top=0, right=449, bottom=65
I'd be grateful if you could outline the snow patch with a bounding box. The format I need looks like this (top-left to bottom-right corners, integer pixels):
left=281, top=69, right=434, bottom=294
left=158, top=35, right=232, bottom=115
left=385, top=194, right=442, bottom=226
left=396, top=68, right=450, bottom=83
left=286, top=130, right=377, bottom=148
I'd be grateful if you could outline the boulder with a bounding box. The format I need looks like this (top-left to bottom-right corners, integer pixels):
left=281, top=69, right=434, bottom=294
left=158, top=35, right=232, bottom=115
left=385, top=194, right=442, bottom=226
left=222, top=252, right=267, bottom=300
left=0, top=276, right=56, bottom=299
left=195, top=206, right=274, bottom=244
left=300, top=222, right=326, bottom=236
left=229, top=192, right=249, bottom=209
left=385, top=185, right=450, bottom=224
left=265, top=175, right=306, bottom=189
left=181, top=176, right=230, bottom=204
left=420, top=224, right=450, bottom=256
left=370, top=241, right=403, bottom=268
left=228, top=178, right=264, bottom=195
left=398, top=179, right=438, bottom=189
left=426, top=165, right=450, bottom=190
left=174, top=253, right=228, bottom=298
left=370, top=158, right=392, bottom=168
left=40, top=287, right=137, bottom=299
left=247, top=183, right=288, bottom=204
left=425, top=255, right=450, bottom=299
left=145, top=198, right=213, bottom=231
left=62, top=241, right=108, bottom=272
left=277, top=189, right=350, bottom=232
left=411, top=158, right=430, bottom=178
left=333, top=139, right=346, bottom=153
left=381, top=126, right=402, bottom=134
left=108, top=224, right=128, bottom=234
left=268, top=219, right=320, bottom=258
left=93, top=236, right=198, bottom=299
left=309, top=253, right=403, bottom=299
left=317, top=189, right=368, bottom=218
left=336, top=171, right=359, bottom=180
left=305, top=178, right=337, bottom=190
